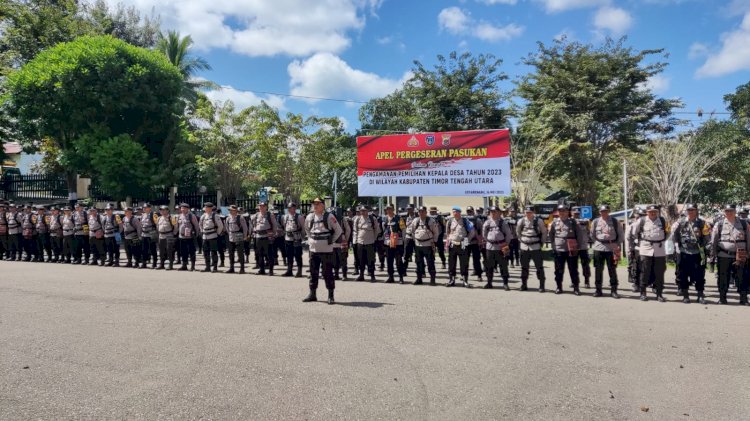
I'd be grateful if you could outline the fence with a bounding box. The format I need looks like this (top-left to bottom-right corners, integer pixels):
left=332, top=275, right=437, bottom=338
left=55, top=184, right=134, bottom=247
left=0, top=174, right=68, bottom=202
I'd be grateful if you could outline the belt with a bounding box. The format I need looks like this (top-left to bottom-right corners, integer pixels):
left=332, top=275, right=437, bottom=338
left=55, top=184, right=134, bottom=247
left=598, top=240, right=615, bottom=244
left=311, top=235, right=330, bottom=241
left=255, top=229, right=269, bottom=235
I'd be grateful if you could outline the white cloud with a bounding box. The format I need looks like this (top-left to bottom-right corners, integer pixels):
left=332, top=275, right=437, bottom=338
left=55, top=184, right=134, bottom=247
left=118, top=0, right=382, bottom=57
left=474, top=22, right=525, bottom=41
left=438, top=7, right=471, bottom=34
left=536, top=0, right=608, bottom=13
left=641, top=74, right=671, bottom=94
left=205, top=85, right=286, bottom=111
left=697, top=13, right=750, bottom=77
left=438, top=7, right=524, bottom=42
left=688, top=42, right=709, bottom=60
left=593, top=6, right=633, bottom=36
left=288, top=53, right=411, bottom=103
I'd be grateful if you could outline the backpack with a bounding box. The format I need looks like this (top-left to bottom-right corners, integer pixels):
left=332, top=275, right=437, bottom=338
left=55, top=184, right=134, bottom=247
left=637, top=216, right=666, bottom=242
left=284, top=213, right=302, bottom=232
left=595, top=216, right=619, bottom=243
left=519, top=216, right=542, bottom=239
left=716, top=218, right=748, bottom=238
left=308, top=211, right=334, bottom=234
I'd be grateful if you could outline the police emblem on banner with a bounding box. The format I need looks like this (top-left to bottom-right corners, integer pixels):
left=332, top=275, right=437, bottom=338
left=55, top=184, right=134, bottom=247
left=425, top=135, right=435, bottom=146
left=441, top=134, right=451, bottom=146
left=407, top=136, right=419, bottom=147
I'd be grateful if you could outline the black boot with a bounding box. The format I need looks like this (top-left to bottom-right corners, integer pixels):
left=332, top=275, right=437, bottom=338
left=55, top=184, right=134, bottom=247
left=573, top=285, right=581, bottom=296
left=282, top=267, right=293, bottom=277
left=697, top=292, right=707, bottom=305
left=632, top=284, right=641, bottom=293
left=682, top=290, right=691, bottom=304
left=398, top=275, right=404, bottom=284
left=610, top=287, right=619, bottom=299
left=584, top=279, right=590, bottom=289
left=430, top=274, right=436, bottom=286
left=370, top=274, right=377, bottom=283
left=356, top=273, right=365, bottom=282
left=538, top=280, right=545, bottom=293
left=414, top=277, right=424, bottom=285
left=594, top=286, right=603, bottom=297
left=657, top=293, right=666, bottom=303
left=462, top=276, right=471, bottom=288
left=327, top=289, right=335, bottom=305
left=740, top=292, right=749, bottom=306
left=520, top=280, right=528, bottom=291
left=386, top=276, right=395, bottom=284
left=483, top=281, right=493, bottom=289
left=555, top=282, right=563, bottom=294
left=719, top=291, right=728, bottom=304
left=302, top=289, right=317, bottom=302
left=342, top=266, right=349, bottom=282
left=157, top=261, right=165, bottom=270
left=190, top=261, right=195, bottom=272
left=446, top=276, right=456, bottom=287
left=640, top=291, right=648, bottom=301
left=295, top=267, right=303, bottom=278
left=178, top=264, right=188, bottom=271
left=226, top=266, right=235, bottom=274
left=503, top=281, right=510, bottom=291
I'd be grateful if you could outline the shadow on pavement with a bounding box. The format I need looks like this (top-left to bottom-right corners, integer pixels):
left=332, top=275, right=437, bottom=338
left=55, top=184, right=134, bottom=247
left=336, top=301, right=394, bottom=308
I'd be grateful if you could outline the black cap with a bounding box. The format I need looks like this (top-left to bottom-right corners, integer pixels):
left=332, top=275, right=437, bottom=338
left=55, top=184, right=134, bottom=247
left=258, top=201, right=268, bottom=207
left=124, top=207, right=133, bottom=212
left=466, top=206, right=474, bottom=212
left=429, top=206, right=438, bottom=211
left=75, top=201, right=84, bottom=207
left=179, top=203, right=190, bottom=208
left=724, top=204, right=737, bottom=211
left=135, top=206, right=143, bottom=212
left=599, top=204, right=610, bottom=212
left=345, top=207, right=352, bottom=212
left=524, top=205, right=534, bottom=212
left=357, top=205, right=369, bottom=211
left=646, top=205, right=659, bottom=211
left=385, top=204, right=394, bottom=210
left=8, top=203, right=16, bottom=208
left=105, top=203, right=114, bottom=210
left=741, top=208, right=749, bottom=215
left=571, top=206, right=580, bottom=213
left=372, top=206, right=379, bottom=211
left=287, top=202, right=297, bottom=208
left=63, top=206, right=71, bottom=211
left=312, top=197, right=324, bottom=204
left=50, top=206, right=58, bottom=211
left=557, top=204, right=569, bottom=211
left=686, top=204, right=698, bottom=211
left=159, top=205, right=169, bottom=210
left=418, top=206, right=428, bottom=212
left=638, top=208, right=647, bottom=216
left=203, top=202, right=214, bottom=208
left=229, top=205, right=238, bottom=211
left=477, top=207, right=484, bottom=212
left=36, top=205, right=46, bottom=210
left=489, top=206, right=500, bottom=212
left=143, top=203, right=152, bottom=208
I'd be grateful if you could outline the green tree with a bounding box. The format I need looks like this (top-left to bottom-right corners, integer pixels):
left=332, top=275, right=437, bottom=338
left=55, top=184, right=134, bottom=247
left=690, top=120, right=750, bottom=205
left=5, top=35, right=183, bottom=199
left=84, top=0, right=161, bottom=48
left=516, top=37, right=682, bottom=206
left=156, top=30, right=217, bottom=107
left=360, top=51, right=510, bottom=133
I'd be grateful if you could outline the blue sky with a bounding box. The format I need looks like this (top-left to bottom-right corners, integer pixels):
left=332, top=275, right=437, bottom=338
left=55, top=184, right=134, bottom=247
left=121, top=0, right=750, bottom=132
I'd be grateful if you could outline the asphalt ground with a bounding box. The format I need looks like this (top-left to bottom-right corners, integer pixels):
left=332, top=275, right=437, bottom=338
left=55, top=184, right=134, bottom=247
left=1, top=256, right=749, bottom=420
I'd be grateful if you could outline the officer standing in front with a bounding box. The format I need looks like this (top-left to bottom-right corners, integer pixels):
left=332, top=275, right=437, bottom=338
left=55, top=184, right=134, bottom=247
left=402, top=204, right=417, bottom=273
left=482, top=206, right=512, bottom=290
left=177, top=203, right=200, bottom=272
left=139, top=203, right=158, bottom=269
left=352, top=205, right=380, bottom=283
left=406, top=206, right=440, bottom=285
left=445, top=206, right=476, bottom=288
left=102, top=204, right=121, bottom=267
left=87, top=207, right=105, bottom=266
left=250, top=202, right=279, bottom=276
left=381, top=204, right=406, bottom=284
left=303, top=197, right=343, bottom=305
left=61, top=206, right=75, bottom=264
left=35, top=205, right=52, bottom=262
left=225, top=205, right=249, bottom=274
left=121, top=207, right=143, bottom=268
left=199, top=202, right=224, bottom=273
left=465, top=206, right=485, bottom=282
left=571, top=207, right=592, bottom=288
left=516, top=205, right=548, bottom=292
left=633, top=205, right=669, bottom=302
left=156, top=205, right=178, bottom=270
left=627, top=208, right=645, bottom=292
left=428, top=206, right=447, bottom=269
left=671, top=204, right=710, bottom=304
left=281, top=203, right=306, bottom=278
left=549, top=205, right=582, bottom=295
left=591, top=205, right=623, bottom=298
left=710, top=204, right=750, bottom=305
left=48, top=206, right=63, bottom=263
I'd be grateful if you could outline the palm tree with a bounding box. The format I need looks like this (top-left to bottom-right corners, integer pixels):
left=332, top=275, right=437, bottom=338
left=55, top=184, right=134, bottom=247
left=156, top=30, right=218, bottom=106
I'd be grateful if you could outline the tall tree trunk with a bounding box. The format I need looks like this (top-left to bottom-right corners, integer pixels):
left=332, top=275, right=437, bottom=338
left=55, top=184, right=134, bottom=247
left=65, top=170, right=78, bottom=206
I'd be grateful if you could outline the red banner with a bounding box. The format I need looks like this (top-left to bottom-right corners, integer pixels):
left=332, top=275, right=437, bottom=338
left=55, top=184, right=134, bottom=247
left=356, top=129, right=511, bottom=197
